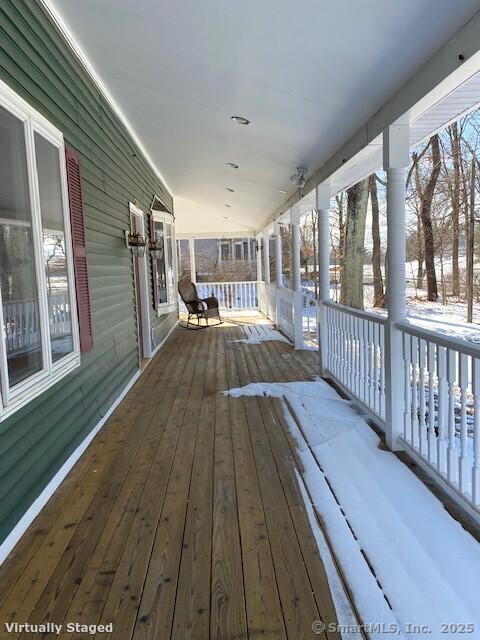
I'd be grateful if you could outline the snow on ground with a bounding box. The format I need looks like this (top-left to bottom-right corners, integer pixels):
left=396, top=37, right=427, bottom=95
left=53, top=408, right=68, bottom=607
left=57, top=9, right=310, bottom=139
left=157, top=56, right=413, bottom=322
left=226, top=378, right=480, bottom=639
left=232, top=324, right=290, bottom=344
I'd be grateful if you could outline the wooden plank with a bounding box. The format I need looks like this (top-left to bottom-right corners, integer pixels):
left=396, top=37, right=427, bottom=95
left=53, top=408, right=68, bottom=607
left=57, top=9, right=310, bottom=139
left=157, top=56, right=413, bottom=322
left=133, top=328, right=213, bottom=640
left=230, top=330, right=327, bottom=640
left=210, top=327, right=248, bottom=640
left=77, top=330, right=208, bottom=640
left=224, top=326, right=288, bottom=640
left=170, top=328, right=217, bottom=639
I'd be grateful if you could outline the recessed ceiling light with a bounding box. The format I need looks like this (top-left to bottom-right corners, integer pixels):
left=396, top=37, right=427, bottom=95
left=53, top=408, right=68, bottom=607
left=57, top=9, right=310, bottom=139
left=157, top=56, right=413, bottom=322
left=225, top=204, right=231, bottom=208
left=223, top=216, right=230, bottom=219
left=231, top=115, right=250, bottom=125
left=226, top=162, right=239, bottom=169
left=225, top=187, right=235, bottom=193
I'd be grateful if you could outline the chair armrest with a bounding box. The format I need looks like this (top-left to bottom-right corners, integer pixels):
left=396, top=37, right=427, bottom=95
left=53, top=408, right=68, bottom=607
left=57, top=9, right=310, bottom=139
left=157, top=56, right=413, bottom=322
left=201, top=295, right=219, bottom=309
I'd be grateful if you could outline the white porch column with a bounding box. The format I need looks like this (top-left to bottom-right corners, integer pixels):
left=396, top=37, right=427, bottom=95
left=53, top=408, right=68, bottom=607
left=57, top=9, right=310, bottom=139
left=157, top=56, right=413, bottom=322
left=274, top=219, right=282, bottom=287
left=274, top=218, right=283, bottom=326
left=189, top=238, right=196, bottom=283
left=263, top=228, right=270, bottom=284
left=256, top=234, right=262, bottom=282
left=291, top=205, right=303, bottom=349
left=383, top=120, right=409, bottom=450
left=316, top=183, right=331, bottom=375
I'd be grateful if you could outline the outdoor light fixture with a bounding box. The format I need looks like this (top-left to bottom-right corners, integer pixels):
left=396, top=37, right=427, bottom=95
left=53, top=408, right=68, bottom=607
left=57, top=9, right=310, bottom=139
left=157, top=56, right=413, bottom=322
left=148, top=238, right=164, bottom=259
left=125, top=230, right=146, bottom=257
left=290, top=166, right=307, bottom=188
left=231, top=115, right=250, bottom=125
left=226, top=162, right=239, bottom=169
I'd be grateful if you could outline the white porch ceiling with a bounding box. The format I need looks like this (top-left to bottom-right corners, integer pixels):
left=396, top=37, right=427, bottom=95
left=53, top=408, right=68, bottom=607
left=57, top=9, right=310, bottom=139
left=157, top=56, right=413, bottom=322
left=51, top=0, right=480, bottom=235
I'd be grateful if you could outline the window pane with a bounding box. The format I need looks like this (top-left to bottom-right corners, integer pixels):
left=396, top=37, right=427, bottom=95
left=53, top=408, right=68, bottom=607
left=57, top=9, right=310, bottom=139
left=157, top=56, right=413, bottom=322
left=0, top=106, right=43, bottom=386
left=154, top=221, right=167, bottom=303
left=35, top=133, right=73, bottom=363
left=166, top=223, right=174, bottom=297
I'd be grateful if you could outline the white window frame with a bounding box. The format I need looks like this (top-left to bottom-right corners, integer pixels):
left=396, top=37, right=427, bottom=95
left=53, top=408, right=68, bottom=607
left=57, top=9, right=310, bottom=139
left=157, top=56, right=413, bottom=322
left=0, top=78, right=80, bottom=421
left=151, top=210, right=177, bottom=315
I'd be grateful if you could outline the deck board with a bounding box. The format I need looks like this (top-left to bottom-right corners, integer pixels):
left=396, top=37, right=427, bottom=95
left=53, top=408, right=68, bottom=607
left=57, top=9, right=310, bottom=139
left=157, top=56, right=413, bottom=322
left=0, top=318, right=340, bottom=640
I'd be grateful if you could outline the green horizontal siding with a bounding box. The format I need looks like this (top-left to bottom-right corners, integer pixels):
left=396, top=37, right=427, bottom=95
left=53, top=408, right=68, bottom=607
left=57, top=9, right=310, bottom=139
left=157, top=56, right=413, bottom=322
left=0, top=0, right=175, bottom=543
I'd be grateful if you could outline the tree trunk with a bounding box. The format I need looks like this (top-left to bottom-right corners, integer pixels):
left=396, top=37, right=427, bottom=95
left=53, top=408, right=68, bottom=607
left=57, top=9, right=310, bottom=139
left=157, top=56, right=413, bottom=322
left=418, top=135, right=441, bottom=302
left=340, top=178, right=369, bottom=309
left=416, top=214, right=424, bottom=290
left=369, top=175, right=385, bottom=307
left=449, top=122, right=461, bottom=297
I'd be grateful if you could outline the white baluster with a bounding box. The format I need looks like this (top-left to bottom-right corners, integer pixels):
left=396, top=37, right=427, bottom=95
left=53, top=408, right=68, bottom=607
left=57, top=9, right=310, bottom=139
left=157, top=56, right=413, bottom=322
left=418, top=339, right=427, bottom=456
left=458, top=353, right=469, bottom=493
left=472, top=358, right=480, bottom=506
left=410, top=336, right=419, bottom=449
left=437, top=346, right=448, bottom=475
left=403, top=332, right=412, bottom=441
left=380, top=324, right=385, bottom=420
left=427, top=341, right=436, bottom=465
left=447, top=349, right=458, bottom=484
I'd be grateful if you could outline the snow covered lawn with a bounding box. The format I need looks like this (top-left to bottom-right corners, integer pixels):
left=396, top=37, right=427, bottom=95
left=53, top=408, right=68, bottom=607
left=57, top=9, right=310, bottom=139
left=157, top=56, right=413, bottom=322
left=226, top=378, right=480, bottom=639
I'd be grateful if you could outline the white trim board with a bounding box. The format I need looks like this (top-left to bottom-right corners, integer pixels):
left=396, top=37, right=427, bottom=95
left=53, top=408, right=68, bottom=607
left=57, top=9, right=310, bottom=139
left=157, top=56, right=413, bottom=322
left=0, top=368, right=141, bottom=565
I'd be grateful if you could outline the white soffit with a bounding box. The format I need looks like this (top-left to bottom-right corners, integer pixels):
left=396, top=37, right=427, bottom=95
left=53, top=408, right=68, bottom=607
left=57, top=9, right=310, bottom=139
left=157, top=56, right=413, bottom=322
left=328, top=66, right=480, bottom=197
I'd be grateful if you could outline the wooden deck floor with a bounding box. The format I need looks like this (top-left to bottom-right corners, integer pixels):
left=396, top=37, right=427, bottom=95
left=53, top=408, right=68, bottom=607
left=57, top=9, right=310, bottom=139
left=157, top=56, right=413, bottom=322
left=0, top=318, right=341, bottom=640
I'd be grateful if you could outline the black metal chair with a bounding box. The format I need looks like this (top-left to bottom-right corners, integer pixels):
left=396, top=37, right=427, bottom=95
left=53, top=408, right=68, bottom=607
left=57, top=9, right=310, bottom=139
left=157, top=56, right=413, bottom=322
left=178, top=278, right=222, bottom=329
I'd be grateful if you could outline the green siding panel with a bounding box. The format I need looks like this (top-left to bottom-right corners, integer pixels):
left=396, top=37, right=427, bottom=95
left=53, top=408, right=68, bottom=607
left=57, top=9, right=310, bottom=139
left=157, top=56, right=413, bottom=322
left=0, top=0, right=176, bottom=543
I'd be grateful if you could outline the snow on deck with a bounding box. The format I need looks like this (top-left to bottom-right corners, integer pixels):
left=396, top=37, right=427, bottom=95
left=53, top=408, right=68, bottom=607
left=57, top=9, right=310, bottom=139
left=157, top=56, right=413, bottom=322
left=226, top=379, right=480, bottom=639
left=231, top=324, right=290, bottom=344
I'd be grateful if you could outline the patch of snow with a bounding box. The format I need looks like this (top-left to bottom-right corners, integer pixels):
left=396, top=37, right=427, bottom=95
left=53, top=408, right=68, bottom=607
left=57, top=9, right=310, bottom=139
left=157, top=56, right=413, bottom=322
left=225, top=379, right=480, bottom=639
left=295, top=468, right=363, bottom=639
left=232, top=324, right=290, bottom=344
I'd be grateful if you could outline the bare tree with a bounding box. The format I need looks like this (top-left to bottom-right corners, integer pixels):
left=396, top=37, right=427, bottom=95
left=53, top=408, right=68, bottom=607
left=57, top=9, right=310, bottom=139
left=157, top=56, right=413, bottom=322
left=415, top=134, right=441, bottom=301
left=448, top=122, right=461, bottom=297
left=340, top=178, right=369, bottom=309
left=370, top=174, right=385, bottom=307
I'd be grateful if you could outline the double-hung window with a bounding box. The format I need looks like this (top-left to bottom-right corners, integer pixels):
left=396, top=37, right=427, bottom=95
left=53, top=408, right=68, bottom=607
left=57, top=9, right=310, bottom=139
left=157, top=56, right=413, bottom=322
left=151, top=211, right=176, bottom=312
left=0, top=80, right=80, bottom=419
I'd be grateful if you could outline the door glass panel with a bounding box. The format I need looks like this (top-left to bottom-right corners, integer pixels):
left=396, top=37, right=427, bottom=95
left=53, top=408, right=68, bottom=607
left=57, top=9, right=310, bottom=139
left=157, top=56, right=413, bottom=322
left=0, top=106, right=43, bottom=386
left=35, top=133, right=73, bottom=363
left=154, top=220, right=167, bottom=303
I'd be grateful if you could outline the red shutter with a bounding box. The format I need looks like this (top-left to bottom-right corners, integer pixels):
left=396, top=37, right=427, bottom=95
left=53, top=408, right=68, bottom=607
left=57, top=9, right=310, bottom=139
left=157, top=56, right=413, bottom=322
left=65, top=146, right=93, bottom=354
left=150, top=214, right=159, bottom=310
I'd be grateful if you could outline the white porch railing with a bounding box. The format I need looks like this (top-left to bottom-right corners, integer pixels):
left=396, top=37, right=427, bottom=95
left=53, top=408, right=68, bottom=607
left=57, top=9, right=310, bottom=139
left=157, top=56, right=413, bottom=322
left=265, top=282, right=276, bottom=321
left=277, top=287, right=294, bottom=339
left=324, top=301, right=386, bottom=423
left=302, top=290, right=318, bottom=346
left=322, top=300, right=480, bottom=516
left=397, top=322, right=480, bottom=508
left=195, top=281, right=258, bottom=310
